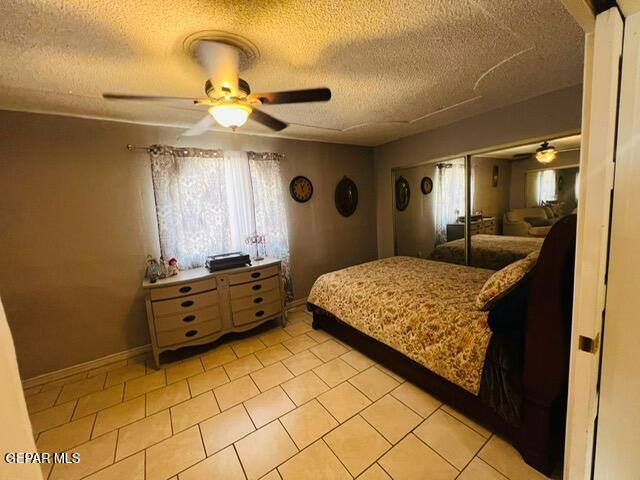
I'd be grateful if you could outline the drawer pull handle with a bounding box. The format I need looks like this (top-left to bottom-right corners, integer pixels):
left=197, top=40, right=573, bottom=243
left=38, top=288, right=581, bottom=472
left=185, top=330, right=198, bottom=338
left=251, top=272, right=261, bottom=278
left=255, top=310, right=265, bottom=318
left=253, top=297, right=264, bottom=304
left=179, top=286, right=192, bottom=293
left=183, top=315, right=196, bottom=323
left=252, top=284, right=262, bottom=291
left=181, top=300, right=194, bottom=308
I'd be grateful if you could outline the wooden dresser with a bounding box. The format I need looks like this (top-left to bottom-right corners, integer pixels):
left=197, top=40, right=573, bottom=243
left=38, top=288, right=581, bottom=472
left=446, top=216, right=496, bottom=241
left=142, top=258, right=285, bottom=368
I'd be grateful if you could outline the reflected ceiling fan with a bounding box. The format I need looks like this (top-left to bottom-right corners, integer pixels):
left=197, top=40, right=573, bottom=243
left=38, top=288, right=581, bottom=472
left=103, top=38, right=331, bottom=136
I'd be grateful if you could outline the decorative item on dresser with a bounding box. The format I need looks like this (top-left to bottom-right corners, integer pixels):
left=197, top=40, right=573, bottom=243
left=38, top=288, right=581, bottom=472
left=446, top=216, right=496, bottom=241
left=142, top=258, right=285, bottom=368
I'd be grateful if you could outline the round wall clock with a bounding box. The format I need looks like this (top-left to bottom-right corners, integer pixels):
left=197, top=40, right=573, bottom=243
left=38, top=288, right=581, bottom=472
left=395, top=176, right=410, bottom=211
left=420, top=176, right=433, bottom=195
left=289, top=176, right=313, bottom=203
left=335, top=176, right=358, bottom=217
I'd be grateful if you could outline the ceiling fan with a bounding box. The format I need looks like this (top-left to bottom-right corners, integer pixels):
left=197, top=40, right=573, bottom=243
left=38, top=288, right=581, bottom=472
left=103, top=39, right=331, bottom=136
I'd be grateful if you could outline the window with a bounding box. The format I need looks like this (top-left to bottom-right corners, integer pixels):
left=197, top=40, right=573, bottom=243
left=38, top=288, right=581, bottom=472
left=537, top=169, right=557, bottom=204
left=150, top=145, right=292, bottom=300
left=434, top=159, right=466, bottom=245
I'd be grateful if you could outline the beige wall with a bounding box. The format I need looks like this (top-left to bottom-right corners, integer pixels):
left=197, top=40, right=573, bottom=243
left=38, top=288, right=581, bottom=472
left=471, top=157, right=512, bottom=233
left=374, top=85, right=583, bottom=258
left=0, top=110, right=376, bottom=378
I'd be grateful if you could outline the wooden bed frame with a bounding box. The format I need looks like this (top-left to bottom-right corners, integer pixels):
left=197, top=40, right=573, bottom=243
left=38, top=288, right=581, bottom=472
left=308, top=215, right=577, bottom=475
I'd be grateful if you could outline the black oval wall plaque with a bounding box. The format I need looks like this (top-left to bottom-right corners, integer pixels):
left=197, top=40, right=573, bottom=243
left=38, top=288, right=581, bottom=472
left=335, top=176, right=358, bottom=217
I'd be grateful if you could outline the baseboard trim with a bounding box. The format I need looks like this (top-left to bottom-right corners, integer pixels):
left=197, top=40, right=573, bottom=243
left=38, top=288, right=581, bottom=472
left=287, top=296, right=308, bottom=309
left=22, top=344, right=152, bottom=390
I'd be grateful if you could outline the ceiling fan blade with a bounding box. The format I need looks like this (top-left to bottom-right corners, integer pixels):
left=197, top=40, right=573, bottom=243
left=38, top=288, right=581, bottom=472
left=103, top=93, right=199, bottom=104
left=251, top=88, right=331, bottom=105
left=250, top=108, right=288, bottom=131
left=181, top=115, right=216, bottom=137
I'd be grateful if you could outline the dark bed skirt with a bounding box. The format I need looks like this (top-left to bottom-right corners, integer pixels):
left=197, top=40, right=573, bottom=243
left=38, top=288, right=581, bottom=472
left=309, top=305, right=565, bottom=475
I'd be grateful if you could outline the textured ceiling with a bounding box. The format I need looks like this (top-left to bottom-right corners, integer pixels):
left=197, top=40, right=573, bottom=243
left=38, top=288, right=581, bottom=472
left=477, top=134, right=581, bottom=159
left=0, top=0, right=583, bottom=146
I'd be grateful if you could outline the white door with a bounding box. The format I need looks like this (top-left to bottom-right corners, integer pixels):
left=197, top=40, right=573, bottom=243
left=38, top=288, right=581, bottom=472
left=564, top=7, right=624, bottom=480
left=594, top=8, right=640, bottom=479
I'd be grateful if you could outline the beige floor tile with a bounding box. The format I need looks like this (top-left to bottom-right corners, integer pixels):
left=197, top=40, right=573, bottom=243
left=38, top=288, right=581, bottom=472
left=441, top=403, right=491, bottom=438
left=324, top=415, right=390, bottom=477
left=313, top=358, right=358, bottom=387
left=280, top=399, right=338, bottom=449
left=201, top=345, right=237, bottom=369
left=124, top=369, right=166, bottom=400
left=282, top=334, right=318, bottom=354
left=92, top=396, right=145, bottom=437
left=278, top=439, right=350, bottom=480
left=50, top=430, right=117, bottom=480
left=166, top=358, right=204, bottom=384
left=26, top=387, right=62, bottom=414
left=255, top=344, right=293, bottom=366
left=215, top=375, right=260, bottom=411
left=185, top=366, right=228, bottom=397
left=57, top=373, right=106, bottom=404
left=146, top=379, right=191, bottom=415
left=235, top=420, right=298, bottom=480
left=349, top=366, right=399, bottom=401
left=318, top=381, right=371, bottom=422
left=87, top=360, right=128, bottom=378
left=73, top=384, right=124, bottom=419
left=458, top=457, right=509, bottom=480
left=224, top=354, right=264, bottom=380
left=259, top=328, right=293, bottom=347
left=30, top=400, right=76, bottom=435
left=146, top=426, right=206, bottom=480
left=104, top=363, right=146, bottom=387
left=171, top=391, right=219, bottom=432
left=361, top=394, right=422, bottom=444
left=179, top=445, right=246, bottom=480
left=244, top=386, right=296, bottom=428
left=231, top=336, right=267, bottom=358
left=261, top=470, right=282, bottom=480
left=478, top=435, right=549, bottom=480
left=36, top=414, right=95, bottom=452
left=378, top=433, right=458, bottom=480
left=84, top=451, right=144, bottom=480
left=200, top=404, right=255, bottom=455
left=375, top=365, right=404, bottom=383
left=287, top=309, right=311, bottom=322
left=283, top=321, right=312, bottom=337
left=341, top=350, right=375, bottom=372
left=41, top=372, right=88, bottom=391
left=251, top=362, right=294, bottom=392
left=306, top=328, right=332, bottom=344
left=281, top=371, right=329, bottom=406
left=390, top=382, right=442, bottom=418
left=310, top=339, right=348, bottom=362
left=282, top=350, right=323, bottom=376
left=414, top=409, right=485, bottom=470
left=115, top=409, right=172, bottom=461
left=359, top=463, right=392, bottom=479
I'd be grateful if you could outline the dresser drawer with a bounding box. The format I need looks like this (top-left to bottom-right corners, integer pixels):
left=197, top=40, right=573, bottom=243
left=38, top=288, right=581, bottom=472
left=231, top=289, right=281, bottom=313
left=149, top=278, right=216, bottom=301
left=156, top=320, right=222, bottom=347
left=228, top=265, right=279, bottom=286
left=154, top=305, right=221, bottom=333
left=232, top=301, right=282, bottom=327
left=229, top=276, right=280, bottom=299
left=152, top=290, right=219, bottom=317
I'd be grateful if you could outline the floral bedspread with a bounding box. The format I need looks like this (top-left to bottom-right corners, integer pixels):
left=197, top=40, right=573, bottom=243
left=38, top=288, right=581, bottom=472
left=308, top=256, right=494, bottom=394
left=429, top=234, right=544, bottom=270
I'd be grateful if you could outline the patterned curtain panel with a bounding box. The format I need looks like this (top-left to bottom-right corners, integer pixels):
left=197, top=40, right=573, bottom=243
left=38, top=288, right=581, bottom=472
left=248, top=152, right=293, bottom=302
left=434, top=160, right=466, bottom=245
left=150, top=146, right=293, bottom=300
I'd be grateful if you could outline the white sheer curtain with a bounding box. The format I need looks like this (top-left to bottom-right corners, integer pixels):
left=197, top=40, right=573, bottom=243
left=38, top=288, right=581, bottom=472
left=434, top=160, right=466, bottom=245
left=537, top=169, right=557, bottom=205
left=150, top=146, right=292, bottom=300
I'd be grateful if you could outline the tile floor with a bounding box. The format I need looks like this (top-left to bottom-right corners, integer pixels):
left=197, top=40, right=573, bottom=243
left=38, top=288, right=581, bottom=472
left=24, top=307, right=554, bottom=480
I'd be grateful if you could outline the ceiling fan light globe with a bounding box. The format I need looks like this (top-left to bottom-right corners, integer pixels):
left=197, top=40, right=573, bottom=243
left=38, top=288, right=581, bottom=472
left=208, top=102, right=252, bottom=129
left=535, top=141, right=557, bottom=164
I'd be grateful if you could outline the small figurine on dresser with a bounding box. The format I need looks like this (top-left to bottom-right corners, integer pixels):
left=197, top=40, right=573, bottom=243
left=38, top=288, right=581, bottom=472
left=167, top=257, right=180, bottom=276
left=145, top=255, right=162, bottom=283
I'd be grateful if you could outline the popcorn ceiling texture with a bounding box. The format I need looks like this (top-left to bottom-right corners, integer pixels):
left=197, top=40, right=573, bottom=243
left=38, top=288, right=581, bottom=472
left=0, top=0, right=583, bottom=146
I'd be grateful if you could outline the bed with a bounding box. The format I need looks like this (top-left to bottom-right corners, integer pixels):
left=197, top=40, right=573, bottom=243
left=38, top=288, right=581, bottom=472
left=307, top=215, right=576, bottom=475
left=429, top=234, right=544, bottom=270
